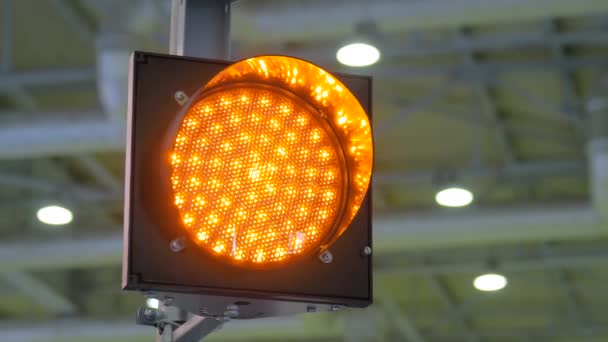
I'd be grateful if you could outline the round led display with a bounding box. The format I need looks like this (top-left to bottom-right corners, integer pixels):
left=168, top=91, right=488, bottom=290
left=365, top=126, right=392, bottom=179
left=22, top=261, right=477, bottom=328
left=169, top=56, right=373, bottom=267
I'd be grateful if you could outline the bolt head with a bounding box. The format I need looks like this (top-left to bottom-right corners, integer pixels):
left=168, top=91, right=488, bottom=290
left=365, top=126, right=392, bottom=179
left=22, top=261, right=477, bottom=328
left=174, top=91, right=189, bottom=105
left=319, top=250, right=333, bottom=263
left=170, top=238, right=185, bottom=252
left=362, top=246, right=372, bottom=256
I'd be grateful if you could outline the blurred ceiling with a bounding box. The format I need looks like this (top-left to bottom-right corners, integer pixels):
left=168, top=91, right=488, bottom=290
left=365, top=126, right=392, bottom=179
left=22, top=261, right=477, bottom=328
left=1, top=0, right=608, bottom=341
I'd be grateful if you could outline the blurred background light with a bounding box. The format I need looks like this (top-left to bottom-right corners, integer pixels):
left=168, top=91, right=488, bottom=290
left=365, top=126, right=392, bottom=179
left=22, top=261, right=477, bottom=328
left=36, top=205, right=73, bottom=225
left=473, top=273, right=508, bottom=292
left=435, top=187, right=474, bottom=207
left=336, top=43, right=380, bottom=67
left=146, top=298, right=160, bottom=309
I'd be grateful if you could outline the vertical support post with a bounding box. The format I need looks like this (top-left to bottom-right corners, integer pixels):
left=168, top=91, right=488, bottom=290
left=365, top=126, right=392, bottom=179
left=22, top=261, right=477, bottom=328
left=170, top=0, right=231, bottom=59
left=150, top=6, right=233, bottom=341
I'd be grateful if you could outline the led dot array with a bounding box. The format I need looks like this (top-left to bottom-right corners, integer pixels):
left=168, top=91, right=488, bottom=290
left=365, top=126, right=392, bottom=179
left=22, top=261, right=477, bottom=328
left=170, top=87, right=345, bottom=266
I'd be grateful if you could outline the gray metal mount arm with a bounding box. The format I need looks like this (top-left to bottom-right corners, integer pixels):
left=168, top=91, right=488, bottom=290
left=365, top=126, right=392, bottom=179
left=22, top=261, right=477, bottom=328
left=137, top=305, right=224, bottom=342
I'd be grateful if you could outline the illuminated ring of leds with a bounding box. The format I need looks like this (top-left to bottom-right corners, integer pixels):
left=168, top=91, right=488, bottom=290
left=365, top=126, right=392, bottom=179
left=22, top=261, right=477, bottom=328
left=166, top=56, right=373, bottom=268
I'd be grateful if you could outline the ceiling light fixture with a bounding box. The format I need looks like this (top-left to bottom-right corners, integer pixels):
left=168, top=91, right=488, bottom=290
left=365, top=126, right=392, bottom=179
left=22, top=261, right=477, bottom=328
left=473, top=273, right=507, bottom=292
left=336, top=43, right=381, bottom=67
left=435, top=187, right=474, bottom=208
left=36, top=205, right=73, bottom=225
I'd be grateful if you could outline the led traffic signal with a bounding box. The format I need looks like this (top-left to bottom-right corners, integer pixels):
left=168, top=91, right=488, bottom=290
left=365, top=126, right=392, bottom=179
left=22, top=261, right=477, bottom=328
left=123, top=52, right=373, bottom=318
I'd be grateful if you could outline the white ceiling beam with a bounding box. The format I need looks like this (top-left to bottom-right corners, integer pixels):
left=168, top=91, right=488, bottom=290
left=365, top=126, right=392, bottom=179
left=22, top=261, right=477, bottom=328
left=0, top=112, right=123, bottom=159
left=375, top=205, right=600, bottom=251
left=0, top=68, right=96, bottom=89
left=368, top=58, right=608, bottom=80
left=378, top=249, right=608, bottom=276
left=0, top=233, right=122, bottom=271
left=232, top=0, right=608, bottom=43
left=0, top=204, right=605, bottom=271
left=374, top=160, right=585, bottom=186
left=245, top=30, right=608, bottom=62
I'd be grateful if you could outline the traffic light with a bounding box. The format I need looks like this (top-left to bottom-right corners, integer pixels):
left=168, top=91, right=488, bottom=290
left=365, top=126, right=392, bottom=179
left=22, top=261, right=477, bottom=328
left=123, top=51, right=373, bottom=319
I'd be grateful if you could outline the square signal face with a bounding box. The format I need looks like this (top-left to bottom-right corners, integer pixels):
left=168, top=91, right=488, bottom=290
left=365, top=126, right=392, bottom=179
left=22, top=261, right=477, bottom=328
left=123, top=51, right=373, bottom=308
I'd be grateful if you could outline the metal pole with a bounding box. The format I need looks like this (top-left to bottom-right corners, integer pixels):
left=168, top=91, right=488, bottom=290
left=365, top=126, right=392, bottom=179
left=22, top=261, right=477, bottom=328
left=149, top=5, right=232, bottom=341
left=170, top=0, right=231, bottom=59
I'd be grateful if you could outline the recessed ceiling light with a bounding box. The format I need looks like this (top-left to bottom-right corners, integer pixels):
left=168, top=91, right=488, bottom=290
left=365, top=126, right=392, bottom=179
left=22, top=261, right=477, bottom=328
left=36, top=205, right=73, bottom=225
left=336, top=43, right=380, bottom=67
left=473, top=273, right=507, bottom=292
left=146, top=298, right=160, bottom=309
left=435, top=187, right=474, bottom=208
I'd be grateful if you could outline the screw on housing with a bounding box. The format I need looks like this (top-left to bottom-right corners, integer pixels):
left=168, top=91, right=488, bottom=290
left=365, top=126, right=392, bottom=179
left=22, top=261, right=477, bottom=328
left=319, top=250, right=333, bottom=263
left=170, top=237, right=186, bottom=252
left=174, top=90, right=189, bottom=106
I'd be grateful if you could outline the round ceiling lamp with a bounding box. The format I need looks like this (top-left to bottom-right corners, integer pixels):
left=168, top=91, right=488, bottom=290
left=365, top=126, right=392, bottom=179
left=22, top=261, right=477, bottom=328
left=473, top=273, right=508, bottom=292
left=336, top=42, right=381, bottom=67
left=435, top=187, right=474, bottom=208
left=36, top=205, right=73, bottom=225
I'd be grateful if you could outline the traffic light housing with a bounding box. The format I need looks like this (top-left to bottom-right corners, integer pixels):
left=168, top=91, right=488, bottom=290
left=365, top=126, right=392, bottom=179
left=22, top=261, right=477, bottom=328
left=122, top=51, right=373, bottom=318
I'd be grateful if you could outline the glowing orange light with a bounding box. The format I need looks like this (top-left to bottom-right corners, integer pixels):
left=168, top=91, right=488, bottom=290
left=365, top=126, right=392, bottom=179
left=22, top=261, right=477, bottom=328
left=169, top=56, right=373, bottom=267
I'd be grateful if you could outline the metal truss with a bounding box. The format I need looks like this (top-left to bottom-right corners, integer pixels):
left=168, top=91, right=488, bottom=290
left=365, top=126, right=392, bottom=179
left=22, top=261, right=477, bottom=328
left=458, top=27, right=516, bottom=165
left=430, top=274, right=480, bottom=342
